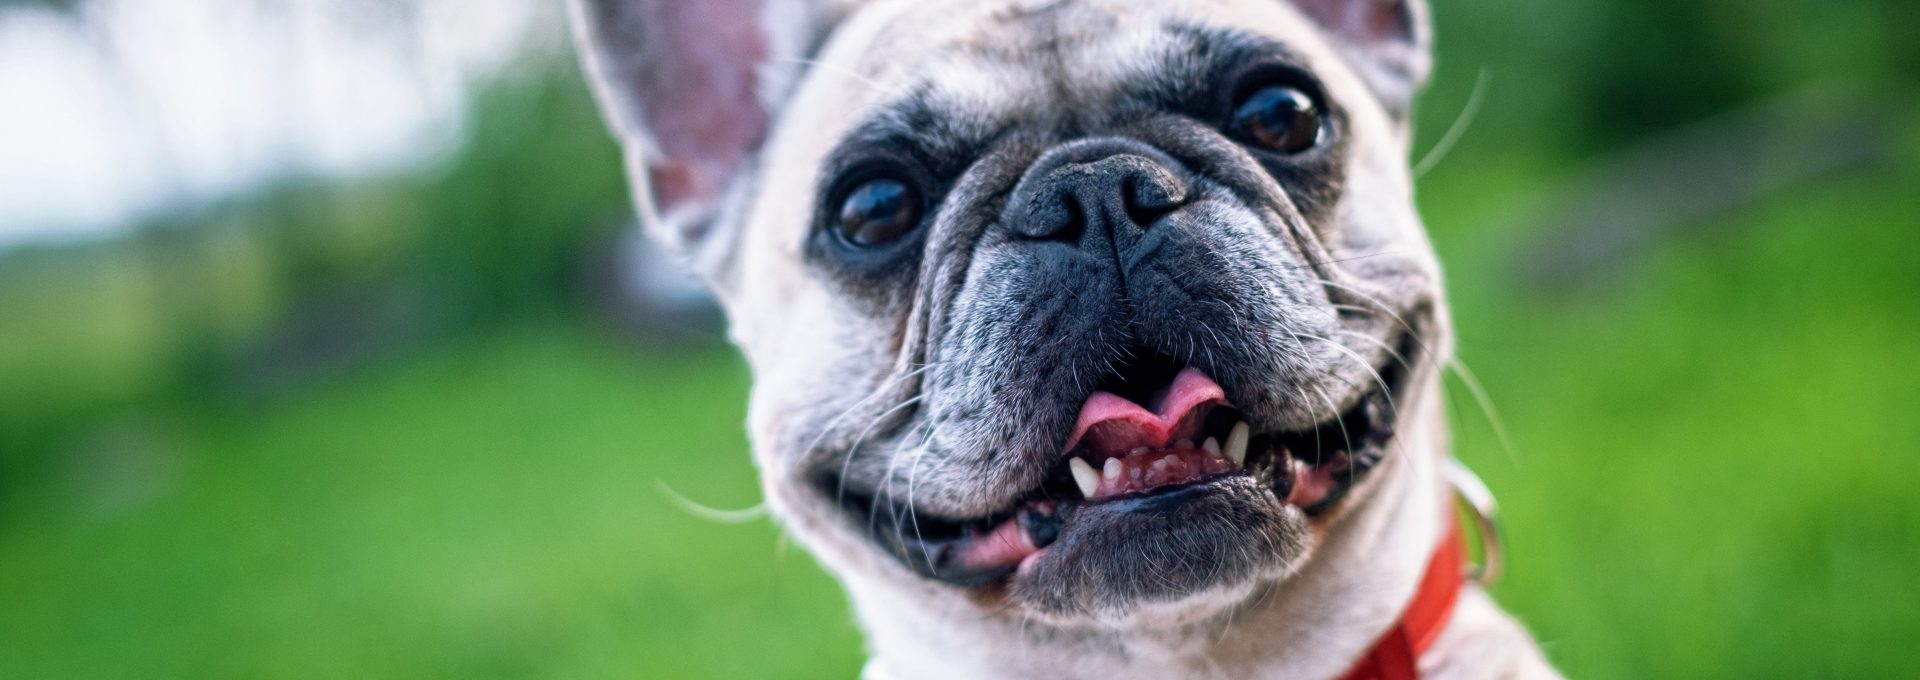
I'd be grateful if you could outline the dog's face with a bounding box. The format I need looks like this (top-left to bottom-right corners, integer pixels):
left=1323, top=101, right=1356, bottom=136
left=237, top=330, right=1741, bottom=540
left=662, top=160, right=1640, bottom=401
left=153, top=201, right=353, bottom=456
left=574, top=0, right=1441, bottom=626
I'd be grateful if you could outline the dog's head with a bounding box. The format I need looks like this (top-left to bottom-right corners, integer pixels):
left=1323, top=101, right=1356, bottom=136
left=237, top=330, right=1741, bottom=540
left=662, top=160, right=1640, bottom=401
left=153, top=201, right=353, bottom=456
left=574, top=0, right=1444, bottom=626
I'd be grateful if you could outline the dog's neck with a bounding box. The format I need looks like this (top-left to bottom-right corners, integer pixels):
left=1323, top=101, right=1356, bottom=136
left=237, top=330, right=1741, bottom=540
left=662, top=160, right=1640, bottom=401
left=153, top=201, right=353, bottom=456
left=846, top=377, right=1453, bottom=680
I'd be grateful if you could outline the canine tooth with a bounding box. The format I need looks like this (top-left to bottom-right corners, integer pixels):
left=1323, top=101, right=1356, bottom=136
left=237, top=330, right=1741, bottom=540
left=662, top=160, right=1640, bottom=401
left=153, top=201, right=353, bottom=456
left=1069, top=457, right=1100, bottom=498
left=1102, top=456, right=1122, bottom=480
left=1225, top=422, right=1249, bottom=466
left=1202, top=437, right=1222, bottom=457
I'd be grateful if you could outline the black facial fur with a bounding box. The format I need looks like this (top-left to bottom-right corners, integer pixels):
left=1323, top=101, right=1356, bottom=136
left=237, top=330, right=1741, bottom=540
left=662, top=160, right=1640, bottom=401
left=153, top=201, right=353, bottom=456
left=804, top=25, right=1350, bottom=296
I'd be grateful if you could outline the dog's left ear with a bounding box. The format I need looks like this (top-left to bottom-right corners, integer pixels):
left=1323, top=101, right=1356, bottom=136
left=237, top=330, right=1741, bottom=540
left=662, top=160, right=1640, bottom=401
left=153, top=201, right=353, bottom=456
left=567, top=0, right=852, bottom=282
left=1290, top=0, right=1432, bottom=120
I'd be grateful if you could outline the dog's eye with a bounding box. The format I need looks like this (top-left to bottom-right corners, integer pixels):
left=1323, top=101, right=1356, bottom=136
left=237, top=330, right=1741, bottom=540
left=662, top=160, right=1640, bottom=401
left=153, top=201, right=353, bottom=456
left=1230, top=85, right=1323, bottom=154
left=834, top=176, right=923, bottom=247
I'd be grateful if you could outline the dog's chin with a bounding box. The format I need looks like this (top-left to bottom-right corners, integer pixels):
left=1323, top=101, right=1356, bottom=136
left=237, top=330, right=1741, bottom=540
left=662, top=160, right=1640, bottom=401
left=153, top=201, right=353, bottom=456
left=1009, top=475, right=1310, bottom=623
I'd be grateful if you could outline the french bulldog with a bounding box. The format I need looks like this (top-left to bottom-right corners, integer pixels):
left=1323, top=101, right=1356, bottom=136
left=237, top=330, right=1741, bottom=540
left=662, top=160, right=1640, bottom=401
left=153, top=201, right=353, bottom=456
left=569, top=0, right=1559, bottom=677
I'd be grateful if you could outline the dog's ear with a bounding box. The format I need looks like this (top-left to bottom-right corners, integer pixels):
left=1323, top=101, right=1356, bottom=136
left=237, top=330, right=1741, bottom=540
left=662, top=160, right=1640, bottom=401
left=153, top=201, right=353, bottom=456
left=1290, top=0, right=1432, bottom=119
left=567, top=0, right=849, bottom=278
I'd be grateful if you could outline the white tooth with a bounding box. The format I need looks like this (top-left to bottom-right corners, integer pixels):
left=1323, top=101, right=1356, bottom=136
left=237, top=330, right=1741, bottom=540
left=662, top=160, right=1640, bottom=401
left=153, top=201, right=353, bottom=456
left=1129, top=447, right=1150, bottom=457
left=1225, top=422, right=1250, bottom=466
left=1069, top=457, right=1100, bottom=498
left=1103, top=456, right=1123, bottom=480
left=1202, top=437, right=1222, bottom=457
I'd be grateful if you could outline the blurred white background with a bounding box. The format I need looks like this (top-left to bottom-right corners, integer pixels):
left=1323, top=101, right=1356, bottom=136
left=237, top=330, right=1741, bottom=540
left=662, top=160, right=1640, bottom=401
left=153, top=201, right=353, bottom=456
left=0, top=0, right=546, bottom=247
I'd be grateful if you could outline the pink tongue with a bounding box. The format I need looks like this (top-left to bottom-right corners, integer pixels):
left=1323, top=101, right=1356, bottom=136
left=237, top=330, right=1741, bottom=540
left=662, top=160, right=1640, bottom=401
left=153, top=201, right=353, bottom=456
left=1062, top=367, right=1228, bottom=454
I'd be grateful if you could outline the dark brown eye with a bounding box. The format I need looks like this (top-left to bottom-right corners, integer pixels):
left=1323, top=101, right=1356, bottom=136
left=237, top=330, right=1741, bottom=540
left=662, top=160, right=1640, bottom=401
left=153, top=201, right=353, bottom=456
left=1231, top=85, right=1323, bottom=153
left=835, top=176, right=922, bottom=247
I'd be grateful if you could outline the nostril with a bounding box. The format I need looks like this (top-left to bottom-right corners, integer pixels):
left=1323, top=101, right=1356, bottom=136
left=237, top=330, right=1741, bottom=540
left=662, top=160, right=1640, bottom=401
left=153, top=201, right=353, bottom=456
left=1122, top=173, right=1186, bottom=228
left=1018, top=189, right=1085, bottom=240
left=1058, top=194, right=1087, bottom=238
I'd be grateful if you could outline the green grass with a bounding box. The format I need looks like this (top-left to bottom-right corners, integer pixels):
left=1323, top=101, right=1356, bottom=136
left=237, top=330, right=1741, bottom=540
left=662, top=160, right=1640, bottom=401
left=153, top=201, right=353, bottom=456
left=1432, top=159, right=1920, bottom=675
left=0, top=326, right=863, bottom=679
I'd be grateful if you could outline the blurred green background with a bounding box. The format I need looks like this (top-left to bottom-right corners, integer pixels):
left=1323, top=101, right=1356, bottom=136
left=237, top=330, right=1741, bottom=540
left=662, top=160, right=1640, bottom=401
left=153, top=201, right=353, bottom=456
left=1, top=0, right=1916, bottom=678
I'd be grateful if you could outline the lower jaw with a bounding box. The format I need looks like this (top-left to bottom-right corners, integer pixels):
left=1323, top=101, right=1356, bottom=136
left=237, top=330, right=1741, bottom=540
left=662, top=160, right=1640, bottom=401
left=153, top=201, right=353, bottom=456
left=835, top=436, right=1384, bottom=598
left=1004, top=474, right=1313, bottom=618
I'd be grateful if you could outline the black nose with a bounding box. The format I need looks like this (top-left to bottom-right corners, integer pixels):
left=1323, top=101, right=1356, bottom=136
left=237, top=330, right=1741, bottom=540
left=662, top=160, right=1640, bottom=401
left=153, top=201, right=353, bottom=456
left=1003, top=137, right=1192, bottom=245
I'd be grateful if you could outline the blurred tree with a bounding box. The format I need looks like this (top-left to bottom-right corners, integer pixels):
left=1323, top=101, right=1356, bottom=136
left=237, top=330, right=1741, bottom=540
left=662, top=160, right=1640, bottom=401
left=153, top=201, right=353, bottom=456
left=0, top=54, right=629, bottom=479
left=0, top=0, right=78, bottom=9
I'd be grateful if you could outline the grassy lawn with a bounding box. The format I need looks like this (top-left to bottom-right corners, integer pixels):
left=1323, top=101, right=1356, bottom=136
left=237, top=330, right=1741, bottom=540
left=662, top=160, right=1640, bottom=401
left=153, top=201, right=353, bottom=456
left=1438, top=166, right=1920, bottom=678
left=0, top=327, right=863, bottom=678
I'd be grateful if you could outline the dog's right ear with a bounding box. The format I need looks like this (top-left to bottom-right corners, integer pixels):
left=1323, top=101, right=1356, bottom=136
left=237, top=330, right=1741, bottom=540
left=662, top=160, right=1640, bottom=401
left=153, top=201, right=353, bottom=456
left=567, top=0, right=849, bottom=280
left=1289, top=0, right=1432, bottom=121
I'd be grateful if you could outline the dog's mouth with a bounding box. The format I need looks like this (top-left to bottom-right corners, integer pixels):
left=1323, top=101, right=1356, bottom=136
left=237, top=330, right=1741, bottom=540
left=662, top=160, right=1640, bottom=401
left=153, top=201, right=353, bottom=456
left=825, top=337, right=1413, bottom=592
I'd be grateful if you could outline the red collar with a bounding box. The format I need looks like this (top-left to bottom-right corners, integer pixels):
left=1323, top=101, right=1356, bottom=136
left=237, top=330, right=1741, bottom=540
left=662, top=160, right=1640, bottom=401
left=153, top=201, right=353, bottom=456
left=1337, top=516, right=1467, bottom=680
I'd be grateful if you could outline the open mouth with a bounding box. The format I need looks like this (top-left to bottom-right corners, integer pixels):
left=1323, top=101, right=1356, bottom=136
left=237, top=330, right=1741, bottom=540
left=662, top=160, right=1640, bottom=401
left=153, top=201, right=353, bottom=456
left=828, top=336, right=1414, bottom=590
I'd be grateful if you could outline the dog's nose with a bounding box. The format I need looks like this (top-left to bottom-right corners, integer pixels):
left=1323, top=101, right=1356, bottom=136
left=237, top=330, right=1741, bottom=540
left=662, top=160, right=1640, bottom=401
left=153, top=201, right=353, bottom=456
left=1004, top=137, right=1192, bottom=244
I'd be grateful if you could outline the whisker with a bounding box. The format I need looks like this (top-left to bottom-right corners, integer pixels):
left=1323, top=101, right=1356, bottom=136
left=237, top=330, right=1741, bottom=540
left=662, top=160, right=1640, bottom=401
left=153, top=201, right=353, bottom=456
left=1318, top=279, right=1442, bottom=368
left=1307, top=382, right=1359, bottom=467
left=868, top=400, right=933, bottom=536
left=901, top=413, right=951, bottom=563
left=1333, top=328, right=1413, bottom=376
left=1332, top=311, right=1476, bottom=456
left=1414, top=68, right=1492, bottom=177
left=653, top=480, right=769, bottom=524
left=1286, top=328, right=1327, bottom=475
left=1297, top=332, right=1398, bottom=421
left=853, top=394, right=927, bottom=531
left=1447, top=358, right=1519, bottom=463
left=771, top=56, right=895, bottom=95
left=1281, top=249, right=1405, bottom=272
left=826, top=364, right=937, bottom=508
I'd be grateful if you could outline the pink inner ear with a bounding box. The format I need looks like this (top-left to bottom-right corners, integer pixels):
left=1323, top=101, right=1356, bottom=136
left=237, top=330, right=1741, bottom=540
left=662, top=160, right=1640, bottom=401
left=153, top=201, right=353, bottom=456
left=643, top=0, right=770, bottom=212
left=1293, top=0, right=1413, bottom=45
